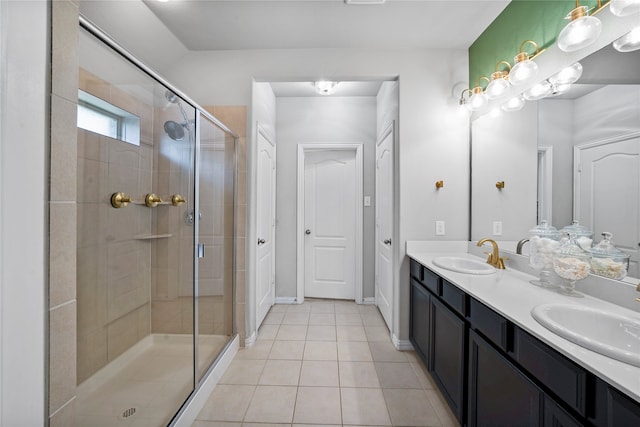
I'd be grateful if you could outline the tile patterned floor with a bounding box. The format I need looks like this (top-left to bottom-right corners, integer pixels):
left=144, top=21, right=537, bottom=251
left=194, top=300, right=459, bottom=427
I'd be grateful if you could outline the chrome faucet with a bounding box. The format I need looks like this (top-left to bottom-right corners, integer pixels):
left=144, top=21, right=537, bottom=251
left=516, top=238, right=530, bottom=255
left=477, top=238, right=507, bottom=269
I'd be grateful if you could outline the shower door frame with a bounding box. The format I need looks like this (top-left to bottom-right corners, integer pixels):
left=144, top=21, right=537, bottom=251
left=78, top=15, right=240, bottom=426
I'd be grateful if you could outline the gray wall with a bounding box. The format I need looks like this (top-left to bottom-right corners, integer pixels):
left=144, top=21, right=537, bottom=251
left=275, top=96, right=377, bottom=299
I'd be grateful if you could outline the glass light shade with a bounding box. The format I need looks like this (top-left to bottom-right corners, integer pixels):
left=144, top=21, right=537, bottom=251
left=523, top=81, right=552, bottom=101
left=501, top=95, right=525, bottom=112
left=469, top=87, right=488, bottom=110
left=557, top=9, right=602, bottom=52
left=315, top=81, right=338, bottom=95
left=550, top=83, right=572, bottom=96
left=486, top=73, right=511, bottom=99
left=510, top=56, right=538, bottom=86
left=610, top=0, right=640, bottom=16
left=613, top=27, right=640, bottom=52
left=548, top=62, right=583, bottom=85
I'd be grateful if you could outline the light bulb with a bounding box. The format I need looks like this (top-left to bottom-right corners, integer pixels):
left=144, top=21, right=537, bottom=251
left=523, top=81, right=552, bottom=101
left=610, top=0, right=640, bottom=16
left=558, top=6, right=602, bottom=52
left=548, top=62, right=583, bottom=85
left=613, top=27, right=640, bottom=52
left=486, top=71, right=511, bottom=99
left=501, top=95, right=525, bottom=112
left=469, top=86, right=488, bottom=111
left=510, top=52, right=538, bottom=86
left=550, top=83, right=572, bottom=96
left=315, top=81, right=338, bottom=95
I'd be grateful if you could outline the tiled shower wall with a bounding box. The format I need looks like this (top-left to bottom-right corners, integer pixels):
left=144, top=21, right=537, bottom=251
left=49, top=1, right=80, bottom=425
left=76, top=68, right=154, bottom=384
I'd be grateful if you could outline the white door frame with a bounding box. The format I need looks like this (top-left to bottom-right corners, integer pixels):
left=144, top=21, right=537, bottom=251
left=537, top=146, right=553, bottom=223
left=296, top=143, right=364, bottom=304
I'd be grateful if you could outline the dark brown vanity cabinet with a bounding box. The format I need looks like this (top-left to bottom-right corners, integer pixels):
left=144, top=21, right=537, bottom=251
left=430, top=296, right=466, bottom=423
left=409, top=257, right=640, bottom=427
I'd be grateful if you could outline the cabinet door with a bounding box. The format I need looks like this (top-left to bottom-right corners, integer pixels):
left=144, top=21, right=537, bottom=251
left=468, top=330, right=542, bottom=427
left=430, top=297, right=466, bottom=424
left=543, top=396, right=582, bottom=427
left=410, top=278, right=431, bottom=367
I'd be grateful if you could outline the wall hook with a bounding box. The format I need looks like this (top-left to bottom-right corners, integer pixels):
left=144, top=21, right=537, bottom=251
left=110, top=192, right=132, bottom=208
left=435, top=180, right=444, bottom=189
left=496, top=181, right=505, bottom=189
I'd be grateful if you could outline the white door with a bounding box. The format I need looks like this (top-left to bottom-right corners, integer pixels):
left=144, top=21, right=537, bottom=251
left=256, top=128, right=276, bottom=328
left=304, top=150, right=358, bottom=300
left=575, top=136, right=640, bottom=277
left=375, top=124, right=394, bottom=330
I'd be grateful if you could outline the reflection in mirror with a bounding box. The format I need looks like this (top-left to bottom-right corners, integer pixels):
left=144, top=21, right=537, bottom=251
left=471, top=44, right=640, bottom=280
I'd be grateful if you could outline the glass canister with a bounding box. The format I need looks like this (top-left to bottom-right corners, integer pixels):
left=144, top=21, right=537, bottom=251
left=561, top=220, right=593, bottom=251
left=553, top=233, right=591, bottom=297
left=588, top=232, right=630, bottom=280
left=528, top=220, right=561, bottom=288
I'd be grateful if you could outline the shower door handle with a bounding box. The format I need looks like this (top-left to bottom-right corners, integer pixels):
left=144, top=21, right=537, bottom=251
left=197, top=244, right=205, bottom=258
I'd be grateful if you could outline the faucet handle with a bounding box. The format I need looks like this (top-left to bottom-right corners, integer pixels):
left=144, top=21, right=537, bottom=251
left=497, top=257, right=509, bottom=269
left=483, top=251, right=494, bottom=264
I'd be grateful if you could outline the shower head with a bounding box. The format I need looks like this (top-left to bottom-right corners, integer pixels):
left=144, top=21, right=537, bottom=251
left=164, top=120, right=185, bottom=141
left=165, top=90, right=179, bottom=104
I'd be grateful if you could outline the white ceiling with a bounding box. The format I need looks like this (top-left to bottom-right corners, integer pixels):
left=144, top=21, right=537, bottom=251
left=80, top=0, right=511, bottom=97
left=141, top=0, right=509, bottom=51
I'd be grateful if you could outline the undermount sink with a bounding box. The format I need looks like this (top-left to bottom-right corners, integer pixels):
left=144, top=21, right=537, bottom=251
left=432, top=256, right=496, bottom=275
left=531, top=304, right=640, bottom=367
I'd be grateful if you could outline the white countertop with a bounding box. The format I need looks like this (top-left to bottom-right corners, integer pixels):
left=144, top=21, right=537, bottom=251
left=407, top=248, right=640, bottom=403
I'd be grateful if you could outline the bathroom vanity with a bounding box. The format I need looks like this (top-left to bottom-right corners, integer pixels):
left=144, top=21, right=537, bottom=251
left=408, top=248, right=640, bottom=427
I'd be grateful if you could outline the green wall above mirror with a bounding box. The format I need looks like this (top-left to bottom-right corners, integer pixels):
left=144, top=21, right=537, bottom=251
left=469, top=0, right=604, bottom=87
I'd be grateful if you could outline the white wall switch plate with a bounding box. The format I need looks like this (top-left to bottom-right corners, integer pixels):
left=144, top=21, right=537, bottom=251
left=364, top=196, right=371, bottom=207
left=493, top=221, right=503, bottom=236
left=435, top=220, right=445, bottom=236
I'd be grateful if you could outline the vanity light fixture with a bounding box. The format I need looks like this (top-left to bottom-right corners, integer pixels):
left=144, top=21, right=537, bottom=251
left=610, top=0, right=640, bottom=16
left=549, top=82, right=573, bottom=96
left=486, top=61, right=512, bottom=100
left=458, top=88, right=473, bottom=111
left=523, top=80, right=553, bottom=101
left=548, top=62, right=583, bottom=85
left=315, top=80, right=338, bottom=95
left=501, top=95, right=526, bottom=112
left=557, top=1, right=603, bottom=52
left=613, top=26, right=640, bottom=52
left=469, top=76, right=490, bottom=111
left=510, top=40, right=543, bottom=86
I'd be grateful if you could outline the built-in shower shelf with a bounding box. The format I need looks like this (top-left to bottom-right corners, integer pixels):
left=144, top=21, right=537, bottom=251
left=134, top=234, right=173, bottom=240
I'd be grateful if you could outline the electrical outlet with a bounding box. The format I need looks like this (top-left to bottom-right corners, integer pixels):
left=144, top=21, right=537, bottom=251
left=493, top=221, right=503, bottom=236
left=435, top=220, right=445, bottom=236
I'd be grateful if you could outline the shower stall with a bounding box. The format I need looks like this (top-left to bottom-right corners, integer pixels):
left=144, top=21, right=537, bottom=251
left=73, top=20, right=237, bottom=426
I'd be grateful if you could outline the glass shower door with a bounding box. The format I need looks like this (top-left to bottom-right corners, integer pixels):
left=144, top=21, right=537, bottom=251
left=195, top=112, right=236, bottom=380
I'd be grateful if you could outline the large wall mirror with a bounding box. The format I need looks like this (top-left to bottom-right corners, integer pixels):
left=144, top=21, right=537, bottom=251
left=471, top=19, right=640, bottom=281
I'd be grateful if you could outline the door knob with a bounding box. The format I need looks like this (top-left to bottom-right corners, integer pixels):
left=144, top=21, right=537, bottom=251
left=305, top=229, right=311, bottom=235
left=384, top=238, right=392, bottom=245
left=258, top=238, right=266, bottom=245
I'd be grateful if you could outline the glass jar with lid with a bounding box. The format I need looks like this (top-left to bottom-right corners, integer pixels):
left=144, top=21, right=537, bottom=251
left=528, top=220, right=561, bottom=288
left=553, top=232, right=591, bottom=297
left=588, top=232, right=630, bottom=280
left=561, top=220, right=593, bottom=251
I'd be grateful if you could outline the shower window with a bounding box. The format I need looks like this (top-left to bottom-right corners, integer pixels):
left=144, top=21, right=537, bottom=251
left=77, top=89, right=140, bottom=145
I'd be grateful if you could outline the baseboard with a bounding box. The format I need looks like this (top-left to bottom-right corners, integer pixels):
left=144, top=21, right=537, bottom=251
left=245, top=330, right=257, bottom=347
left=362, top=297, right=376, bottom=305
left=274, top=297, right=298, bottom=304
left=391, top=333, right=415, bottom=351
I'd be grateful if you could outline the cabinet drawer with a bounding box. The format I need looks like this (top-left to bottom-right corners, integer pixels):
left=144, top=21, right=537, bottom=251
left=422, top=267, right=440, bottom=295
left=410, top=259, right=423, bottom=281
left=513, top=327, right=587, bottom=416
left=441, top=279, right=466, bottom=316
left=468, top=298, right=509, bottom=352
